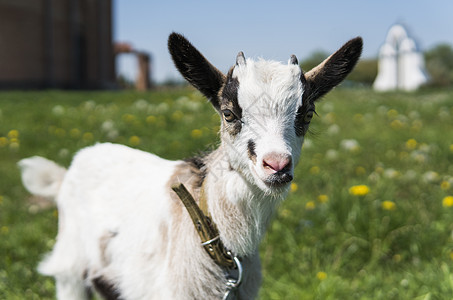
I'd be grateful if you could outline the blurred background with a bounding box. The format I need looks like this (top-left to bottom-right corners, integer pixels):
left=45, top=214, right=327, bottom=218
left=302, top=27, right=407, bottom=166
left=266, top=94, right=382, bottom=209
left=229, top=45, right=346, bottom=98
left=1, top=1, right=453, bottom=299
left=1, top=0, right=452, bottom=91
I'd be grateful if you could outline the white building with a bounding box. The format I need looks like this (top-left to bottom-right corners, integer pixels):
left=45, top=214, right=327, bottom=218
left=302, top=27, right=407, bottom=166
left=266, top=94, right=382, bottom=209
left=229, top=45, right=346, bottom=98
left=373, top=24, right=429, bottom=91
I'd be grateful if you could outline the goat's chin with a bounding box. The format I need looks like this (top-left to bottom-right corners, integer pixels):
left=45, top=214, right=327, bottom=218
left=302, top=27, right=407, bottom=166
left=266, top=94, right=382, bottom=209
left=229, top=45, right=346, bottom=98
left=249, top=166, right=292, bottom=196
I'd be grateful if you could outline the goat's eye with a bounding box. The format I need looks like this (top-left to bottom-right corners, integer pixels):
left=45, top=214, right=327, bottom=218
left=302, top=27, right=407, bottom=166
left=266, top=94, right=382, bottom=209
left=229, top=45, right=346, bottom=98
left=304, top=110, right=314, bottom=123
left=222, top=109, right=236, bottom=122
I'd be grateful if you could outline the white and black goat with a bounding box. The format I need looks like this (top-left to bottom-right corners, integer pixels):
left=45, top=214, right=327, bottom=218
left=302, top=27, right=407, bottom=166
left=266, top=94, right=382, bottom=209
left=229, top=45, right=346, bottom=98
left=19, top=33, right=362, bottom=299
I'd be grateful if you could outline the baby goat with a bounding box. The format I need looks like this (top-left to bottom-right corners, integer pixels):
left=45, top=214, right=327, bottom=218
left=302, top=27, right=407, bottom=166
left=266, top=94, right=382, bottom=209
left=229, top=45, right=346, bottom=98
left=19, top=33, right=362, bottom=299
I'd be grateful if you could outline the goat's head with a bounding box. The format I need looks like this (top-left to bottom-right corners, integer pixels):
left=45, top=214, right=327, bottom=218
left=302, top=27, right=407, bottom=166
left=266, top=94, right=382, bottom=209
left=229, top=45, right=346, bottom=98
left=168, top=33, right=362, bottom=195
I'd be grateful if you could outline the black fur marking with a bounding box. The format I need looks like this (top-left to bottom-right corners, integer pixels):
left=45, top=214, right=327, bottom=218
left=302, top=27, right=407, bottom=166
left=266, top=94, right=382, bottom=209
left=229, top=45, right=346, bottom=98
left=247, top=139, right=257, bottom=163
left=265, top=172, right=293, bottom=187
left=220, top=69, right=242, bottom=136
left=168, top=33, right=225, bottom=111
left=221, top=71, right=242, bottom=119
left=184, top=154, right=208, bottom=188
left=294, top=104, right=315, bottom=136
left=92, top=277, right=122, bottom=300
left=302, top=37, right=363, bottom=104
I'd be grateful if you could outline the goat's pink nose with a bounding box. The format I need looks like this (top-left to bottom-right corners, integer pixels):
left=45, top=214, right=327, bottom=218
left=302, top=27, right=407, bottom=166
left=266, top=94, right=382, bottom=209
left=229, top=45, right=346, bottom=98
left=262, top=153, right=292, bottom=175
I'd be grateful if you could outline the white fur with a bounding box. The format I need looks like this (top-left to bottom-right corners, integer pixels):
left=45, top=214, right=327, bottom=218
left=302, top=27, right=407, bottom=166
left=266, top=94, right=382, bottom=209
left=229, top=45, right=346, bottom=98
left=19, top=60, right=305, bottom=300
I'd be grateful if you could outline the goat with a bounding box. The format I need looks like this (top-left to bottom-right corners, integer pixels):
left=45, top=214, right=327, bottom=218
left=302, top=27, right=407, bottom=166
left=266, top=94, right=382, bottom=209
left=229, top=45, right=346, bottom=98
left=19, top=32, right=362, bottom=299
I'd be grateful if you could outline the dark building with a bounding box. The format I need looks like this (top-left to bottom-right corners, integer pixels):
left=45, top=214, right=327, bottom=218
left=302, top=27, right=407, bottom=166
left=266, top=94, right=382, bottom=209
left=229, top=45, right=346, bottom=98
left=0, top=0, right=115, bottom=89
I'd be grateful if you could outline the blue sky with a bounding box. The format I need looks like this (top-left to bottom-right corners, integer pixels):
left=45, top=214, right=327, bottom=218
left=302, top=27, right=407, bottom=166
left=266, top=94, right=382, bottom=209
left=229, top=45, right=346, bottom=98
left=114, top=0, right=453, bottom=83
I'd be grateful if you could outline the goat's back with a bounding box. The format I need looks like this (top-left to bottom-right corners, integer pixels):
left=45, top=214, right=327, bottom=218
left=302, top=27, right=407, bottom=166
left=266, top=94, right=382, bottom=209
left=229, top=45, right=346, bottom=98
left=37, top=143, right=181, bottom=296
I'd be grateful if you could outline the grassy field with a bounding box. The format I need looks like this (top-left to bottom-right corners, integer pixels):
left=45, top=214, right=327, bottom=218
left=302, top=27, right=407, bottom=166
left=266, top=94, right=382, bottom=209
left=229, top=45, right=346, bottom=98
left=1, top=87, right=453, bottom=299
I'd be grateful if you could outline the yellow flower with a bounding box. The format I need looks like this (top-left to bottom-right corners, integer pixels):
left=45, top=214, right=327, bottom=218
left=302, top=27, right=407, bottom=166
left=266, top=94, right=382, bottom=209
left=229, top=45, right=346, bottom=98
left=449, top=251, right=453, bottom=261
left=316, top=271, right=327, bottom=281
left=70, top=128, right=81, bottom=138
left=7, top=129, right=19, bottom=139
left=406, top=139, right=417, bottom=150
left=390, top=119, right=404, bottom=129
left=387, top=109, right=398, bottom=118
left=83, top=132, right=94, bottom=142
left=442, top=196, right=453, bottom=207
left=55, top=128, right=66, bottom=138
left=317, top=194, right=329, bottom=203
left=309, top=166, right=320, bottom=175
left=1, top=226, right=9, bottom=235
left=129, top=136, right=141, bottom=146
left=0, top=137, right=8, bottom=147
left=355, top=166, right=366, bottom=176
left=381, top=200, right=396, bottom=211
left=280, top=209, right=291, bottom=218
left=290, top=183, right=298, bottom=192
left=146, top=115, right=157, bottom=124
left=122, top=113, right=136, bottom=123
left=171, top=110, right=184, bottom=121
left=441, top=181, right=451, bottom=191
left=305, top=201, right=316, bottom=210
left=450, top=144, right=453, bottom=153
left=349, top=185, right=370, bottom=196
left=191, top=129, right=203, bottom=139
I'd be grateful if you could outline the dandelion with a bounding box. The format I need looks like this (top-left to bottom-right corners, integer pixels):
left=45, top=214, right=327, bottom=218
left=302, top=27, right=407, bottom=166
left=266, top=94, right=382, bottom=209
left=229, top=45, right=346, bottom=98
left=129, top=136, right=141, bottom=146
left=54, top=128, right=66, bottom=138
left=449, top=251, right=453, bottom=261
left=7, top=129, right=19, bottom=139
left=9, top=140, right=19, bottom=151
left=441, top=181, right=451, bottom=191
left=0, top=137, right=8, bottom=147
left=442, top=196, right=453, bottom=207
left=349, top=185, right=370, bottom=196
left=393, top=254, right=402, bottom=263
left=52, top=105, right=65, bottom=116
left=1, top=226, right=8, bottom=235
left=290, top=183, right=298, bottom=192
left=280, top=209, right=291, bottom=218
left=406, top=139, right=417, bottom=150
left=191, top=129, right=203, bottom=139
left=422, top=171, right=439, bottom=183
left=70, top=128, right=81, bottom=138
left=122, top=113, right=136, bottom=123
left=381, top=200, right=396, bottom=211
left=340, top=139, right=360, bottom=152
left=316, top=271, right=327, bottom=281
left=390, top=119, right=404, bottom=129
left=305, top=201, right=316, bottom=210
left=317, top=194, right=329, bottom=203
left=450, top=144, right=453, bottom=153
left=387, top=109, right=398, bottom=118
left=146, top=115, right=157, bottom=124
left=309, top=166, right=320, bottom=175
left=171, top=110, right=184, bottom=121
left=355, top=166, right=366, bottom=176
left=83, top=132, right=94, bottom=142
left=353, top=113, right=363, bottom=123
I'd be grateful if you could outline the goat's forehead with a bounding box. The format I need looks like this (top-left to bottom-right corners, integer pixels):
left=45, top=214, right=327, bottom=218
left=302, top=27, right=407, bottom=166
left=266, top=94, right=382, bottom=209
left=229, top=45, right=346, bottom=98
left=232, top=59, right=303, bottom=109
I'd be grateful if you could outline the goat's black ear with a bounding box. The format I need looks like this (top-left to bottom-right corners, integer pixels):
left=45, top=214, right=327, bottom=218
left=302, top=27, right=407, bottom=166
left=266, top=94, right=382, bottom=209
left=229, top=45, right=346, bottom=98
left=168, top=33, right=225, bottom=110
left=302, top=37, right=363, bottom=103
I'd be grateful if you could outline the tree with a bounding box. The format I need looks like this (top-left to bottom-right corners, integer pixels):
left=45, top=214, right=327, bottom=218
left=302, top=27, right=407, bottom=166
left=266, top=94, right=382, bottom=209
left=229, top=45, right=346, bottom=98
left=424, top=44, right=453, bottom=87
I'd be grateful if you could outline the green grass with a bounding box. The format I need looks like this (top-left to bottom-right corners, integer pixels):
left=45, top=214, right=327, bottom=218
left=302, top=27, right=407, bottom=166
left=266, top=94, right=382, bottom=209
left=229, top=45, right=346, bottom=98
left=1, top=88, right=453, bottom=299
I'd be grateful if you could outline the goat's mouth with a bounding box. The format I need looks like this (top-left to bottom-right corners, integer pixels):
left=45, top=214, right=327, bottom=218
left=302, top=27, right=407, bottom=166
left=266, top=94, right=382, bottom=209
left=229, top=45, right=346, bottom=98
left=263, top=172, right=293, bottom=188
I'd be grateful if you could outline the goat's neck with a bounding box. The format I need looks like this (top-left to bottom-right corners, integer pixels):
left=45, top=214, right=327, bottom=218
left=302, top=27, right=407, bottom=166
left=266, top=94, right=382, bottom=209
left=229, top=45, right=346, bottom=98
left=203, top=146, right=285, bottom=257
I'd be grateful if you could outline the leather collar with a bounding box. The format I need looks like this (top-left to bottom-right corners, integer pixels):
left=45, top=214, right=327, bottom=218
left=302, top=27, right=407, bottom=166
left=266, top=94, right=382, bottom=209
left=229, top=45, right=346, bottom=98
left=171, top=183, right=236, bottom=269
